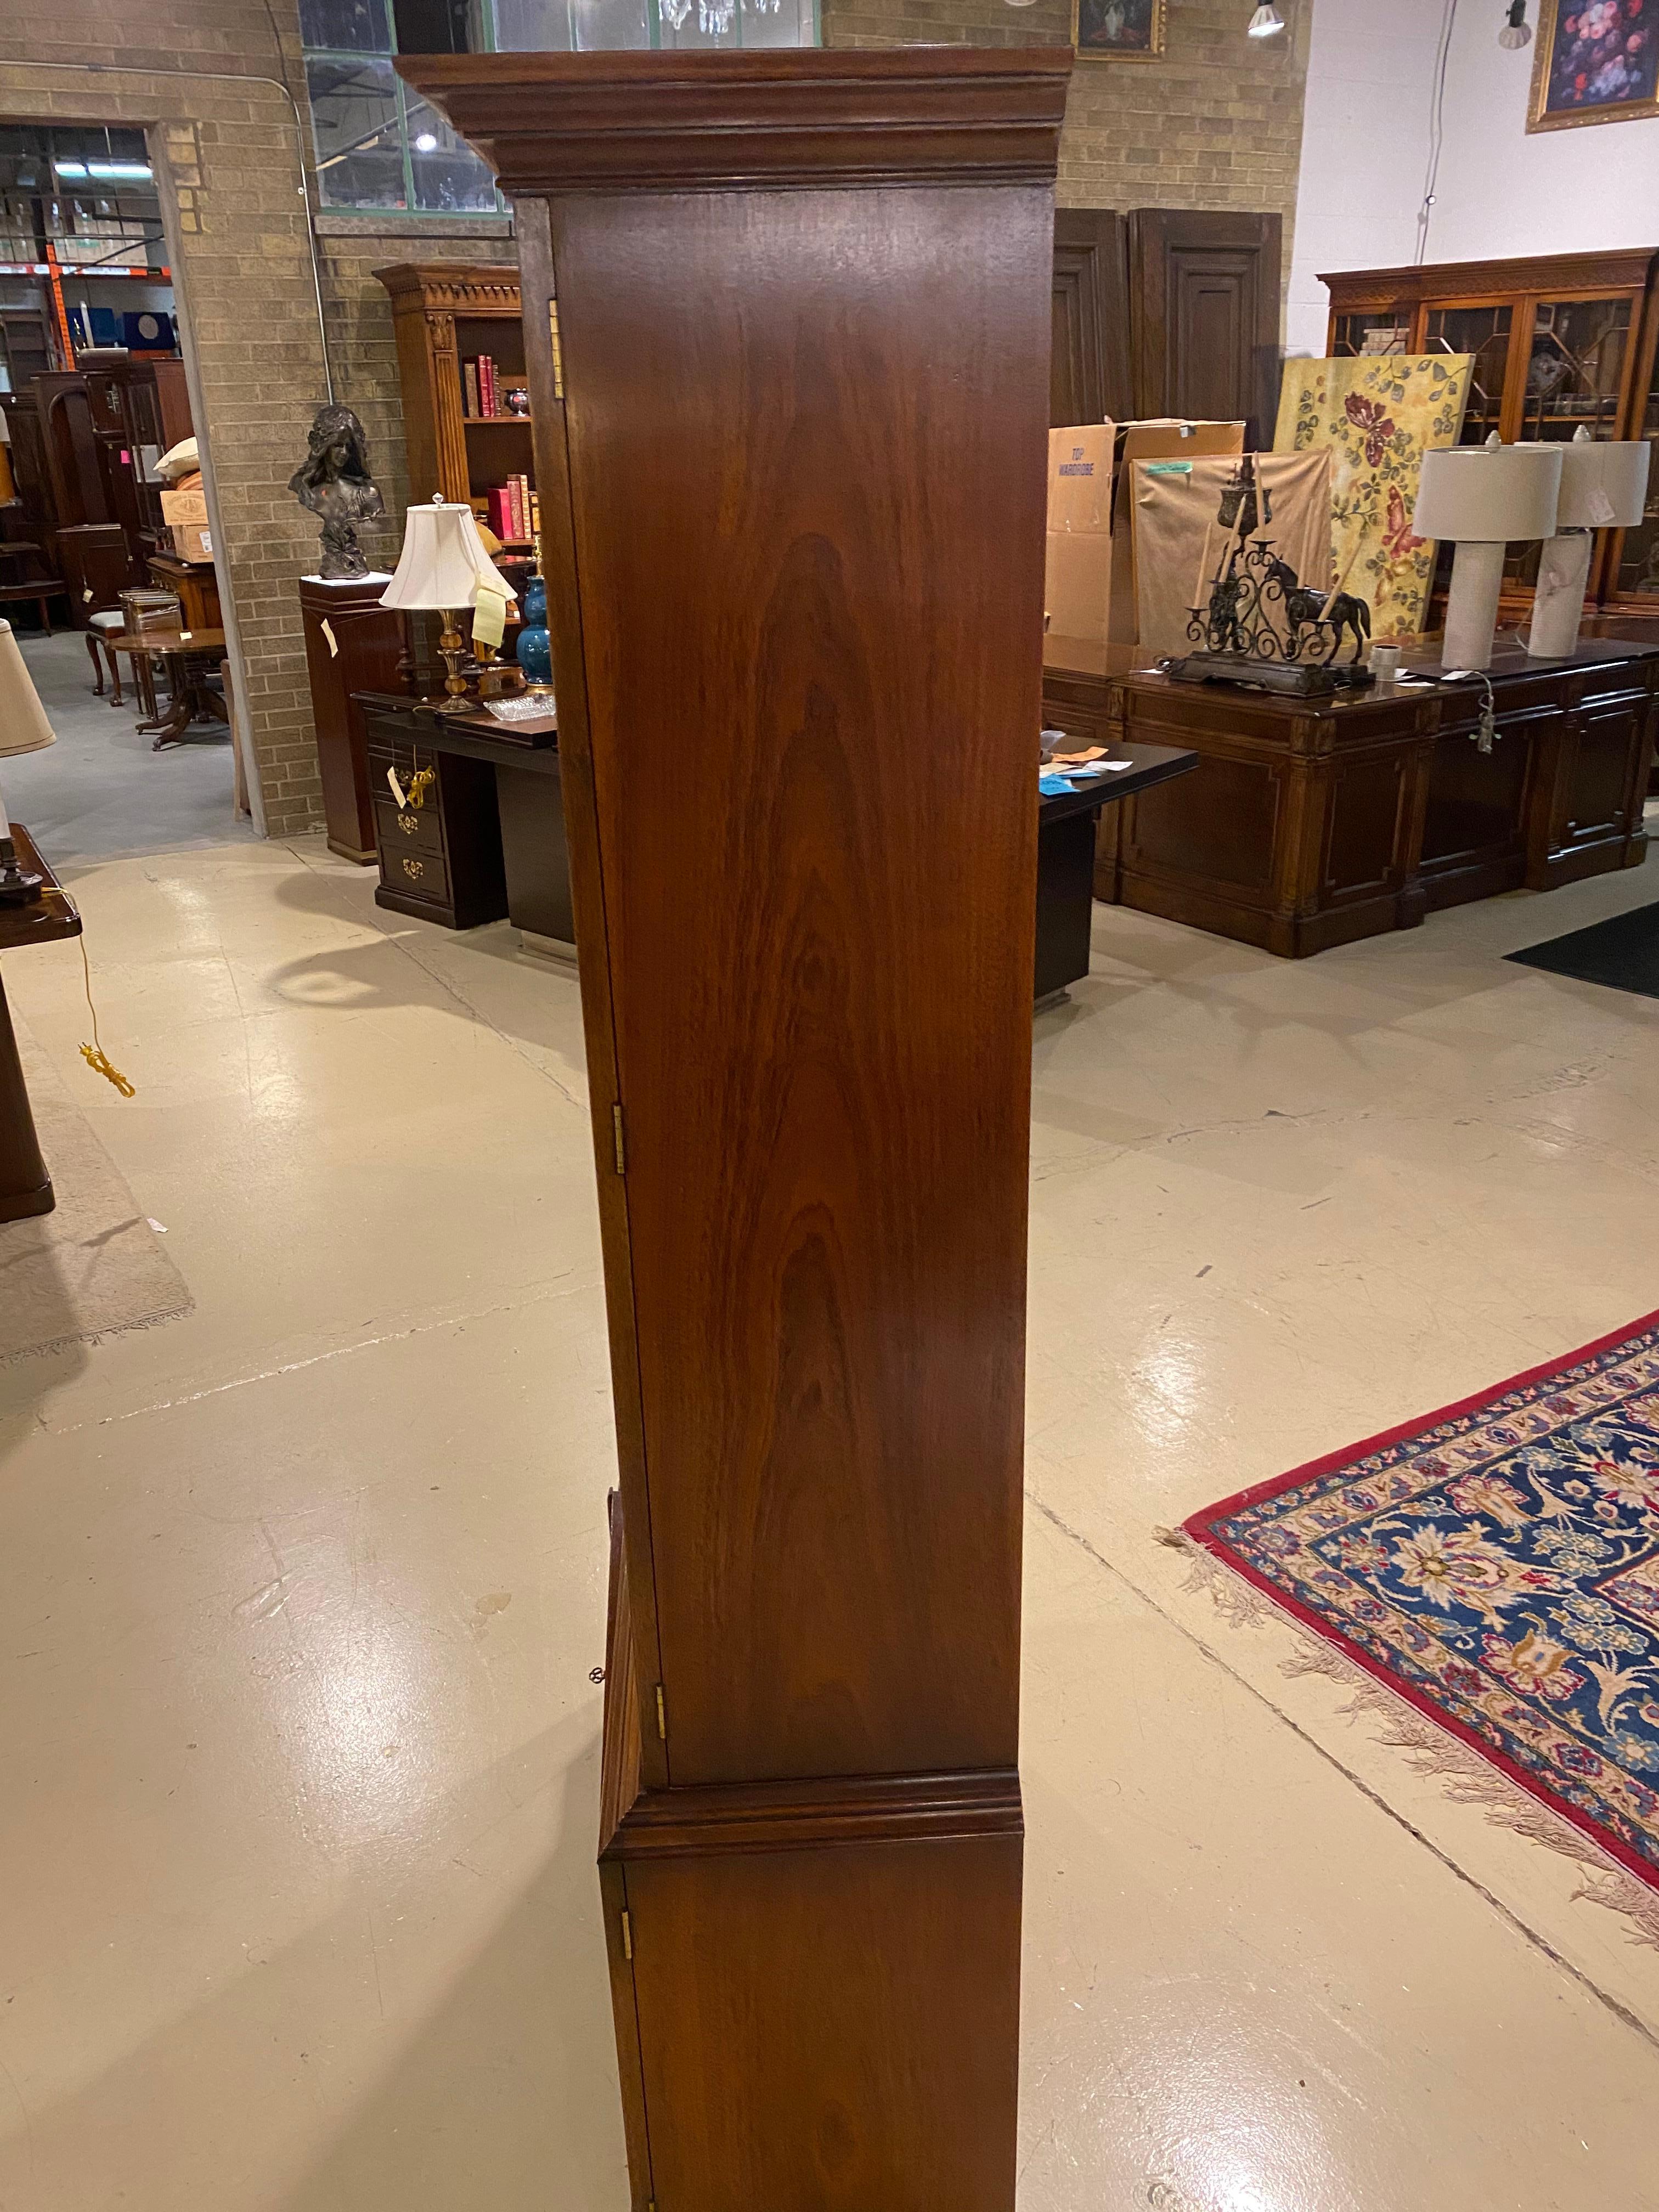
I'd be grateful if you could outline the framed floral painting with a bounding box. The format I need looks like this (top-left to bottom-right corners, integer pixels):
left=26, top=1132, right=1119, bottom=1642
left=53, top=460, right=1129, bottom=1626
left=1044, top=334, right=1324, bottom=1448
left=1529, top=0, right=1659, bottom=131
left=1074, top=0, right=1166, bottom=60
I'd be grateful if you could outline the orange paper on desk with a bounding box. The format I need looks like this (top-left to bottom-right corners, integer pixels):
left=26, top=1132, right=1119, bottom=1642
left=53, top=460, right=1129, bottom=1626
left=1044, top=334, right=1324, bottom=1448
left=1044, top=423, right=1115, bottom=645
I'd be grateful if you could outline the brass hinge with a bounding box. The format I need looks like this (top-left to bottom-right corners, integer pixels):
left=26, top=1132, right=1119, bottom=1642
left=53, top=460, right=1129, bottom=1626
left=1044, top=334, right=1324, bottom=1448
left=620, top=1908, right=633, bottom=1961
left=654, top=1683, right=667, bottom=1740
left=548, top=302, right=563, bottom=402
left=612, top=1102, right=627, bottom=1176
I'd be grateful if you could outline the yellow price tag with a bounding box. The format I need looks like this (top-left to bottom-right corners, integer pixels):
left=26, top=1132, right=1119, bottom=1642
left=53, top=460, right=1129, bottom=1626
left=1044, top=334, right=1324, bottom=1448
left=471, top=586, right=508, bottom=652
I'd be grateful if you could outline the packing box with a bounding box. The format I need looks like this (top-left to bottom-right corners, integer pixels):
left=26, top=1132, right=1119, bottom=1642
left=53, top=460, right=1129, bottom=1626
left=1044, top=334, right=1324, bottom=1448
left=160, top=478, right=208, bottom=529
left=1043, top=422, right=1115, bottom=646
left=1109, top=420, right=1245, bottom=645
left=167, top=522, right=213, bottom=563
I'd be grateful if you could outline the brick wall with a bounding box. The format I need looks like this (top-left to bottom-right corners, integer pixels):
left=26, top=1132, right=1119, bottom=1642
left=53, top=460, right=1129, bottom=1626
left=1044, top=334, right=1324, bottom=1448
left=0, top=1, right=343, bottom=834
left=822, top=0, right=1311, bottom=278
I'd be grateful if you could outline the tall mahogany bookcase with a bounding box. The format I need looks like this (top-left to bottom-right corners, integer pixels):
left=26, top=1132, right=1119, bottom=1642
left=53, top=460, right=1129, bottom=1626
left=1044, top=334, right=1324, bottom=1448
left=401, top=45, right=1069, bottom=2209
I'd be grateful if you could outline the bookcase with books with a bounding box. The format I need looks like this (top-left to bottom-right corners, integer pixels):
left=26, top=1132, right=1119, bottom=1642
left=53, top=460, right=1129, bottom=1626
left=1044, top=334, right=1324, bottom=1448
left=375, top=261, right=544, bottom=628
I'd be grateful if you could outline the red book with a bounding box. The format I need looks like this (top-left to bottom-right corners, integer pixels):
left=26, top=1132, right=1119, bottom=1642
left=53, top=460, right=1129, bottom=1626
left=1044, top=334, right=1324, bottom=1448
left=482, top=356, right=497, bottom=417
left=487, top=486, right=511, bottom=539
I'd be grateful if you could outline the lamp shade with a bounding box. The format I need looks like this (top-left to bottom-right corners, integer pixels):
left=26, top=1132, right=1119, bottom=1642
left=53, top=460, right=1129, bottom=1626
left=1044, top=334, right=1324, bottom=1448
left=379, top=498, right=518, bottom=611
left=1413, top=439, right=1562, bottom=543
left=1521, top=433, right=1651, bottom=529
left=0, top=620, right=56, bottom=757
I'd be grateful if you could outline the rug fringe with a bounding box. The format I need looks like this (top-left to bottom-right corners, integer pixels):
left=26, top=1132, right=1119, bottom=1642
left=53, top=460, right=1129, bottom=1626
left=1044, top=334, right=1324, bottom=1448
left=1158, top=1525, right=1659, bottom=1950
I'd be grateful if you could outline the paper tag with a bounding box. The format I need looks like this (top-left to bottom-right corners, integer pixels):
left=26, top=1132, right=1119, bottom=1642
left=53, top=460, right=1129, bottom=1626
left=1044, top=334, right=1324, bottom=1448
left=1146, top=461, right=1194, bottom=476
left=1587, top=488, right=1617, bottom=526
left=200, top=530, right=212, bottom=554
left=179, top=629, right=192, bottom=642
left=471, top=586, right=508, bottom=652
left=320, top=618, right=338, bottom=658
left=386, top=764, right=408, bottom=808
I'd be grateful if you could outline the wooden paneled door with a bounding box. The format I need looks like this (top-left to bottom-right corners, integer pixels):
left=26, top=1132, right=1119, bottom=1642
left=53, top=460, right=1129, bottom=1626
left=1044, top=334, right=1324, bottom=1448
left=1052, top=208, right=1130, bottom=426
left=403, top=43, right=1068, bottom=2211
left=1128, top=208, right=1284, bottom=446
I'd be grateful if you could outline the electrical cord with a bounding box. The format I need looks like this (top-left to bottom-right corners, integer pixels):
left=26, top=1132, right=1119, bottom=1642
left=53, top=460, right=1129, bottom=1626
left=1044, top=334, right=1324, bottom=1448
left=1415, top=0, right=1460, bottom=266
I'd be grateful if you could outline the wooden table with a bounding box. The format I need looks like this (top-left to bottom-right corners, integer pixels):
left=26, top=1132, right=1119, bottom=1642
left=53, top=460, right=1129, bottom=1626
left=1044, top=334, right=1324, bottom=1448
left=148, top=550, right=222, bottom=634
left=1043, top=634, right=1659, bottom=957
left=0, top=824, right=81, bottom=1222
left=105, top=625, right=229, bottom=749
left=1036, top=741, right=1198, bottom=1003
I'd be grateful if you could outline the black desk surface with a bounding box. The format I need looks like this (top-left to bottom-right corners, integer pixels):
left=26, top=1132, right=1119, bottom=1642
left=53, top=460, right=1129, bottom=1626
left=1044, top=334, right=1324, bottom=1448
left=1039, top=740, right=1199, bottom=827
left=357, top=690, right=562, bottom=775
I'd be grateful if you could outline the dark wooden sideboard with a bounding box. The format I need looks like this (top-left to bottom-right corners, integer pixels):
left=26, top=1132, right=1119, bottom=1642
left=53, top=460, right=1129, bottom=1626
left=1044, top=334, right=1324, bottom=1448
left=1042, top=637, right=1659, bottom=957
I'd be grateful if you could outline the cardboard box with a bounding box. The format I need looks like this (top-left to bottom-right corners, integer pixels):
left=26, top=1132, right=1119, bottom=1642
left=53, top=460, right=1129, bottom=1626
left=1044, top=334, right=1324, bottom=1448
left=161, top=479, right=208, bottom=529
left=167, top=522, right=213, bottom=563
left=1110, top=420, right=1244, bottom=645
left=1043, top=422, right=1115, bottom=646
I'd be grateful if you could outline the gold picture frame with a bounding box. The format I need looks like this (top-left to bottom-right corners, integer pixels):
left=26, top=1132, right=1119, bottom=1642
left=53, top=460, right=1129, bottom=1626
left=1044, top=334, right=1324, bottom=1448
left=1528, top=0, right=1659, bottom=132
left=1073, top=0, right=1167, bottom=60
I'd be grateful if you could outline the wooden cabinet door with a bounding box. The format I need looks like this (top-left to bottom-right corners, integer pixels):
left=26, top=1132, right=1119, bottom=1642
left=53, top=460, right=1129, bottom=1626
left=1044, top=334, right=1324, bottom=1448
left=1052, top=209, right=1130, bottom=426
left=1128, top=209, right=1283, bottom=447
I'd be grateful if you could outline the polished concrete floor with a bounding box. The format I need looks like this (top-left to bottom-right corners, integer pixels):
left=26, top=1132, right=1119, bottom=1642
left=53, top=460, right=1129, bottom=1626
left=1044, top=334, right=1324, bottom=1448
left=7, top=628, right=253, bottom=864
left=3, top=833, right=1659, bottom=2210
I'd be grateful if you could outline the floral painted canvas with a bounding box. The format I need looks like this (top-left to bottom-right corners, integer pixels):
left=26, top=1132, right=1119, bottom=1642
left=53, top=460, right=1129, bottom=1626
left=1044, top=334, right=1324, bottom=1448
left=1187, top=1313, right=1659, bottom=1896
left=1274, top=355, right=1474, bottom=641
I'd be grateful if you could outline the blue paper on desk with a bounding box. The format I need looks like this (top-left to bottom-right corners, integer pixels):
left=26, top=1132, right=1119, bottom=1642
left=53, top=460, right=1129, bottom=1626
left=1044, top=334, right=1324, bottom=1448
left=1038, top=771, right=1074, bottom=795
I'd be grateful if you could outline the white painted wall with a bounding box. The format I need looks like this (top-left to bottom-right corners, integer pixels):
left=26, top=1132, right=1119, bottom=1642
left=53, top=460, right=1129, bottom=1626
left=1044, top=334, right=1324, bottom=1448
left=1288, top=0, right=1659, bottom=357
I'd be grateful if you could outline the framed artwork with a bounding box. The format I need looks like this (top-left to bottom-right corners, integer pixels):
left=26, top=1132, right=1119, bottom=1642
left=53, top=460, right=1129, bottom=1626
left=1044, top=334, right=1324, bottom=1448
left=1529, top=0, right=1659, bottom=132
left=1073, top=0, right=1167, bottom=60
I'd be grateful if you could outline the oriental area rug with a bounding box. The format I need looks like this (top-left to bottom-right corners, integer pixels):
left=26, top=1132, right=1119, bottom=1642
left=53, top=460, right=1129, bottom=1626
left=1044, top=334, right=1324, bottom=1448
left=1183, top=1314, right=1659, bottom=1936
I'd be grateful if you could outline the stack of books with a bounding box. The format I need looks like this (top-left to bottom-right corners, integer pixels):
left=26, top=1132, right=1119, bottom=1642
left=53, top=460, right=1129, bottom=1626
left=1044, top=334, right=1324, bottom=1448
left=463, top=356, right=501, bottom=418
left=486, top=473, right=535, bottom=543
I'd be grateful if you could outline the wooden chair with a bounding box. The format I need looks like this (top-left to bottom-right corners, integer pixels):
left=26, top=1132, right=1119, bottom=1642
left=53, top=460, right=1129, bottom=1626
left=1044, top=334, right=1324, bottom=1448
left=87, top=610, right=127, bottom=703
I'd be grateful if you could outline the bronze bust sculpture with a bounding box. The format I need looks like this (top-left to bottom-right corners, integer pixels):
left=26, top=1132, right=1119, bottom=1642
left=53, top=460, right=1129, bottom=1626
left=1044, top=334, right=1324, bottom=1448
left=289, top=404, right=386, bottom=579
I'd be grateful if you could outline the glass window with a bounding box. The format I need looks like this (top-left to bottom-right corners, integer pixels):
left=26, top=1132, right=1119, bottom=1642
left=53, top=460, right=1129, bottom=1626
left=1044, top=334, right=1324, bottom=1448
left=300, top=0, right=392, bottom=50
left=308, top=54, right=408, bottom=210
left=404, top=94, right=502, bottom=211
left=301, top=0, right=817, bottom=213
left=1423, top=304, right=1512, bottom=446
left=1517, top=297, right=1632, bottom=443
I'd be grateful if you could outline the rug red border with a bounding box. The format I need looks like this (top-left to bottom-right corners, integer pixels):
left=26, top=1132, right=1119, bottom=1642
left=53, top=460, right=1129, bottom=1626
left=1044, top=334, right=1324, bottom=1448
left=1183, top=1306, right=1659, bottom=1896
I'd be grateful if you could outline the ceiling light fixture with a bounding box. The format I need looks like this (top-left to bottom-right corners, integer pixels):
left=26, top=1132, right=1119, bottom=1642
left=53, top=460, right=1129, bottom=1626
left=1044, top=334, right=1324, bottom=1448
left=1248, top=4, right=1286, bottom=36
left=53, top=159, right=153, bottom=181
left=1498, top=0, right=1532, bottom=47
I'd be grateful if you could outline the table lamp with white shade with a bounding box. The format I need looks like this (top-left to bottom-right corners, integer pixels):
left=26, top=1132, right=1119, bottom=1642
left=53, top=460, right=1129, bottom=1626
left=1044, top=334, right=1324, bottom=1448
left=379, top=495, right=518, bottom=701
left=1413, top=433, right=1563, bottom=671
left=0, top=619, right=56, bottom=906
left=1523, top=428, right=1651, bottom=659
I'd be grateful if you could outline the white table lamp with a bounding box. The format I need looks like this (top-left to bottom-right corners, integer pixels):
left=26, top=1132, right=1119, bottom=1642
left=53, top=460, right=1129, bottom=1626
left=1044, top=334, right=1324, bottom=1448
left=1523, top=428, right=1651, bottom=659
left=1413, top=434, right=1562, bottom=671
left=379, top=496, right=518, bottom=699
left=0, top=619, right=57, bottom=905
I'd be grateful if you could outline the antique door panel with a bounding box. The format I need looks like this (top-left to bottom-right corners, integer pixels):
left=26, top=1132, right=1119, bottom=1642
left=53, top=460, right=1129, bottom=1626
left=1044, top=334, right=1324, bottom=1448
left=623, top=1837, right=1023, bottom=2212
left=1562, top=695, right=1647, bottom=846
left=554, top=182, right=1047, bottom=1789
left=1128, top=210, right=1282, bottom=447
left=1052, top=208, right=1130, bottom=426
left=1321, top=752, right=1412, bottom=902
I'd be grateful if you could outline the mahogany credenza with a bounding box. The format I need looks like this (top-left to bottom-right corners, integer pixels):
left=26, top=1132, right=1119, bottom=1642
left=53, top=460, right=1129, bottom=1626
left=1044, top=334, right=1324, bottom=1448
left=1043, top=635, right=1659, bottom=958
left=402, top=44, right=1068, bottom=2209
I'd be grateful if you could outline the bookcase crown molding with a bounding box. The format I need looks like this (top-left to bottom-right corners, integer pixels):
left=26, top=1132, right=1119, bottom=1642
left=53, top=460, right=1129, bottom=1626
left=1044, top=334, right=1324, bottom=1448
left=396, top=47, right=1072, bottom=196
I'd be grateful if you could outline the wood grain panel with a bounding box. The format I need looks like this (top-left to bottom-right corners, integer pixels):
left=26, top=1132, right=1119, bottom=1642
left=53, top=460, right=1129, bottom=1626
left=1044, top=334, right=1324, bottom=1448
left=552, top=181, right=1047, bottom=1786
left=626, top=1834, right=1022, bottom=2211
left=1052, top=208, right=1130, bottom=427
left=1128, top=209, right=1283, bottom=448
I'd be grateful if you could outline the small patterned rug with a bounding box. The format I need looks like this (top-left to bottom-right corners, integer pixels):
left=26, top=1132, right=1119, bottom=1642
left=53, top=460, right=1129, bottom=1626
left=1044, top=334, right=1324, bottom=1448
left=1186, top=1314, right=1659, bottom=1906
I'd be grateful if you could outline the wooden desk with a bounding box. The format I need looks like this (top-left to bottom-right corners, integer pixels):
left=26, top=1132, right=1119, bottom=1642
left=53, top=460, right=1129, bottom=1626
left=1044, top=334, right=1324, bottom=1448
left=1036, top=742, right=1198, bottom=1002
left=358, top=693, right=572, bottom=952
left=106, top=626, right=228, bottom=749
left=0, top=825, right=81, bottom=1221
left=1043, top=635, right=1659, bottom=957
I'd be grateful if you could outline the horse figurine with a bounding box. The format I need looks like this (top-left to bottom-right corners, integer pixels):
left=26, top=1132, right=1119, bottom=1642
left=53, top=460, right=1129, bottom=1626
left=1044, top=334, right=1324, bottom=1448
left=1265, top=557, right=1373, bottom=664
